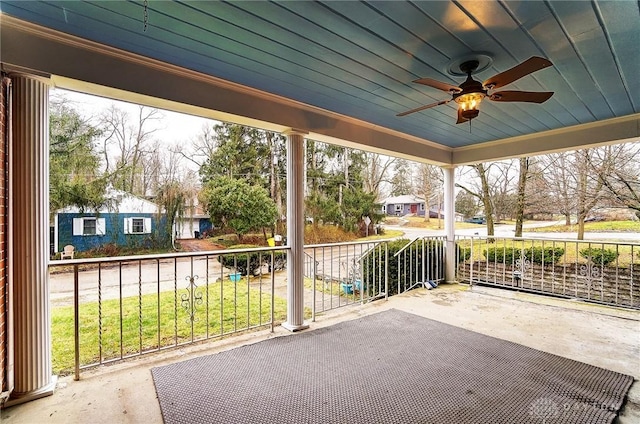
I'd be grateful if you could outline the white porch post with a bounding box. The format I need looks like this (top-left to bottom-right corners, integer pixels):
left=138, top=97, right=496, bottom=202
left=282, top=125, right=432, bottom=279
left=7, top=73, right=56, bottom=406
left=443, top=166, right=457, bottom=283
left=282, top=129, right=308, bottom=332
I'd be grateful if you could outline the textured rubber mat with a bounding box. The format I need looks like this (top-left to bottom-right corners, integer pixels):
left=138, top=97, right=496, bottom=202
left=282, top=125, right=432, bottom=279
left=152, top=309, right=633, bottom=424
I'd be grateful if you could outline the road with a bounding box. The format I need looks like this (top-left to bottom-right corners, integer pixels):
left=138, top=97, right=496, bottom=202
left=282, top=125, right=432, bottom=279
left=49, top=256, right=229, bottom=307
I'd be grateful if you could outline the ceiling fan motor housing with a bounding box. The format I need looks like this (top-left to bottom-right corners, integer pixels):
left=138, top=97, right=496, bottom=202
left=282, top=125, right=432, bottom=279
left=452, top=60, right=487, bottom=120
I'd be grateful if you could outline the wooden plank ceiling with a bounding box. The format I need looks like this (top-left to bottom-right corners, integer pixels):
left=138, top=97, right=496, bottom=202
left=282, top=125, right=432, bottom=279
left=1, top=0, right=638, bottom=153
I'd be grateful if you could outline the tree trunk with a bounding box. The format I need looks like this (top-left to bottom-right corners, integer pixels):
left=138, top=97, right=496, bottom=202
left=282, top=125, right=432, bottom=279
left=514, top=157, right=528, bottom=237
left=476, top=164, right=495, bottom=238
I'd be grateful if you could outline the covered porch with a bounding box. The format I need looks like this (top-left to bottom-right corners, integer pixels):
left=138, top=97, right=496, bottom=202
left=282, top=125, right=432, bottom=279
left=2, top=284, right=639, bottom=423
left=0, top=0, right=638, bottom=420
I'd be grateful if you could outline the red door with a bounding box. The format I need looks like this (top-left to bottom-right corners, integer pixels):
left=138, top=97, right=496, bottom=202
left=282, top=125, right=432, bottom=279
left=410, top=204, right=417, bottom=214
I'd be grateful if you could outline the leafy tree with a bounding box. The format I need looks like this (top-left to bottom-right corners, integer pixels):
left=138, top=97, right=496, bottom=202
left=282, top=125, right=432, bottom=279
left=455, top=190, right=479, bottom=219
left=199, top=176, right=277, bottom=241
left=199, top=123, right=271, bottom=185
left=305, top=193, right=341, bottom=227
left=341, top=187, right=383, bottom=233
left=50, top=97, right=106, bottom=213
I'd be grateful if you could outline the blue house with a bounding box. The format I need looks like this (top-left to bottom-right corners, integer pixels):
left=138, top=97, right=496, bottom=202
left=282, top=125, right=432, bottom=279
left=53, top=190, right=162, bottom=254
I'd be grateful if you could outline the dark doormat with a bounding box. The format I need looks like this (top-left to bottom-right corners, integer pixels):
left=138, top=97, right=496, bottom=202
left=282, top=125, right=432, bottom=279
left=151, top=309, right=633, bottom=424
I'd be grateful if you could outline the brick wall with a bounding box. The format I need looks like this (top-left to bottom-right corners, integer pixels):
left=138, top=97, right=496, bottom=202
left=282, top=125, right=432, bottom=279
left=0, top=75, right=8, bottom=392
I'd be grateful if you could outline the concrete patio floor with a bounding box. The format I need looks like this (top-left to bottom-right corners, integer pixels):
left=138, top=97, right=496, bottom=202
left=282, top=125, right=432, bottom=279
left=2, top=284, right=639, bottom=423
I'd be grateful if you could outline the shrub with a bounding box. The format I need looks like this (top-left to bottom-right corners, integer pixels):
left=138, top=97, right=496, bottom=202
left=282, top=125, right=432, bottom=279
left=218, top=244, right=286, bottom=276
left=483, top=247, right=521, bottom=264
left=456, top=246, right=471, bottom=263
left=526, top=246, right=565, bottom=264
left=483, top=246, right=564, bottom=265
left=362, top=239, right=446, bottom=296
left=579, top=247, right=619, bottom=266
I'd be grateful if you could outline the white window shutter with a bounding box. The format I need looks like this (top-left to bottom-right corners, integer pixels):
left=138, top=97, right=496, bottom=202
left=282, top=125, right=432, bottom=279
left=73, top=218, right=83, bottom=236
left=124, top=218, right=131, bottom=234
left=96, top=218, right=106, bottom=235
left=144, top=218, right=152, bottom=234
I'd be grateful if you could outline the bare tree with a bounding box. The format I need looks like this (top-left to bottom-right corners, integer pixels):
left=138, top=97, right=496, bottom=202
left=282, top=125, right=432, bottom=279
left=574, top=149, right=606, bottom=239
left=590, top=143, right=640, bottom=214
left=100, top=105, right=162, bottom=195
left=514, top=157, right=529, bottom=237
left=456, top=163, right=496, bottom=238
left=362, top=153, right=396, bottom=200
left=181, top=123, right=219, bottom=168
left=491, top=160, right=518, bottom=221
left=415, top=164, right=443, bottom=222
left=540, top=152, right=574, bottom=225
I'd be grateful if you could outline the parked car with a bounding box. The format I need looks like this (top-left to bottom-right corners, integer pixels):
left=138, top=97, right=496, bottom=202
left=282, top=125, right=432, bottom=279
left=464, top=216, right=486, bottom=224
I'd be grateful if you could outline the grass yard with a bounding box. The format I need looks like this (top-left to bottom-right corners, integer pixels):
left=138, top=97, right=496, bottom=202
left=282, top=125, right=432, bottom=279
left=52, top=280, right=288, bottom=375
left=456, top=238, right=637, bottom=267
left=393, top=216, right=487, bottom=230
left=527, top=220, right=640, bottom=233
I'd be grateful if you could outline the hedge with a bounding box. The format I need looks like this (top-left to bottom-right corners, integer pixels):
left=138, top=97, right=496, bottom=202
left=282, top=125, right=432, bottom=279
left=218, top=244, right=286, bottom=276
left=483, top=246, right=565, bottom=265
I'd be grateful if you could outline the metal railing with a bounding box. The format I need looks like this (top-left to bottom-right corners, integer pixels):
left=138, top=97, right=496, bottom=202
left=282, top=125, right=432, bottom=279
left=304, top=240, right=391, bottom=320
left=49, top=237, right=454, bottom=378
left=49, top=246, right=288, bottom=380
left=304, top=237, right=449, bottom=319
left=455, top=236, right=638, bottom=309
left=393, top=236, right=447, bottom=294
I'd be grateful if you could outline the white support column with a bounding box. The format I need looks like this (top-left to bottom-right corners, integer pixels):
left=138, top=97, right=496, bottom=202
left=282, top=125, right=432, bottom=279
left=282, top=129, right=308, bottom=332
left=6, top=74, right=56, bottom=406
left=443, top=166, right=457, bottom=283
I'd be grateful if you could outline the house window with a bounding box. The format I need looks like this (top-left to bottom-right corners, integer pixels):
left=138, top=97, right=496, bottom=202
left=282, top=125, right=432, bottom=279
left=394, top=204, right=402, bottom=212
left=124, top=217, right=152, bottom=234
left=131, top=218, right=145, bottom=234
left=420, top=203, right=425, bottom=211
left=72, top=217, right=106, bottom=236
left=83, top=218, right=96, bottom=235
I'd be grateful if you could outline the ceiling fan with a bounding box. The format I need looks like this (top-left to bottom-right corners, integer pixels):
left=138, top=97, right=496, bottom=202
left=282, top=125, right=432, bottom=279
left=397, top=56, right=554, bottom=124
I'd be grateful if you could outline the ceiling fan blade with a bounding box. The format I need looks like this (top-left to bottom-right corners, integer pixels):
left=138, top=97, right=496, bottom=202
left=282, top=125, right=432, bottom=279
left=456, top=108, right=469, bottom=124
left=413, top=78, right=461, bottom=93
left=396, top=99, right=450, bottom=117
left=483, top=57, right=553, bottom=89
left=489, top=90, right=554, bottom=103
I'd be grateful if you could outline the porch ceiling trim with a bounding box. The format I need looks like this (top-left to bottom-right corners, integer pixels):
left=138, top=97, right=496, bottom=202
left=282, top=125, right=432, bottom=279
left=453, top=114, right=640, bottom=165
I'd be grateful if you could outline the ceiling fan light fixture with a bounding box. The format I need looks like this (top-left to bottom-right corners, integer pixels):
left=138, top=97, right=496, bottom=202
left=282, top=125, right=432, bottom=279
left=455, top=92, right=485, bottom=120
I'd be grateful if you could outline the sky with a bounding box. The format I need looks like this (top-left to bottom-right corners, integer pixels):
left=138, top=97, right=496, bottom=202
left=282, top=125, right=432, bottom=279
left=52, top=87, right=217, bottom=151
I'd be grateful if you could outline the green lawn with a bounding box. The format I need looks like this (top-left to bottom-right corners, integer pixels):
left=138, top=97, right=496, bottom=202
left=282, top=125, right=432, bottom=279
left=527, top=220, right=640, bottom=233
left=456, top=238, right=637, bottom=267
left=52, top=280, right=287, bottom=375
